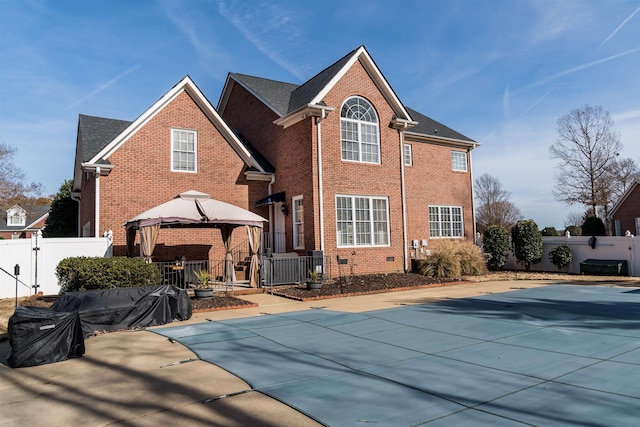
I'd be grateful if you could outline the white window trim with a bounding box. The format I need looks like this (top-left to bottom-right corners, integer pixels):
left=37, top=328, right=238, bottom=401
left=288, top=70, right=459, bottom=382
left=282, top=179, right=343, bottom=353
left=428, top=205, right=464, bottom=238
left=292, top=195, right=304, bottom=250
left=336, top=194, right=390, bottom=248
left=340, top=96, right=380, bottom=164
left=171, top=128, right=198, bottom=173
left=8, top=212, right=25, bottom=226
left=451, top=150, right=468, bottom=172
left=404, top=144, right=412, bottom=166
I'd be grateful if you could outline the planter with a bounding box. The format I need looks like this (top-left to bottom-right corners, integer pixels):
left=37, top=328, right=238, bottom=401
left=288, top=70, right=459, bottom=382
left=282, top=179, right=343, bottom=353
left=307, top=281, right=322, bottom=290
left=194, top=288, right=214, bottom=300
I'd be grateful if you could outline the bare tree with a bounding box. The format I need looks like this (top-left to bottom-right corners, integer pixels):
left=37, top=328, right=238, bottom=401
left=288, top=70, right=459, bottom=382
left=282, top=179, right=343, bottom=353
left=549, top=105, right=622, bottom=217
left=474, top=173, right=522, bottom=233
left=0, top=139, right=43, bottom=209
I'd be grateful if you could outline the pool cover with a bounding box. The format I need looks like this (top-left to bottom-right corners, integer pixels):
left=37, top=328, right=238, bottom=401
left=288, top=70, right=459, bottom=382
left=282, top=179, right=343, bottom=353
left=155, top=285, right=640, bottom=426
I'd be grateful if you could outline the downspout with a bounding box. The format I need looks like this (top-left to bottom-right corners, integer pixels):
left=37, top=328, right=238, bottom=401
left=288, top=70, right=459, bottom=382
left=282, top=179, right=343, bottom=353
left=399, top=131, right=409, bottom=273
left=267, top=175, right=275, bottom=253
left=71, top=192, right=81, bottom=237
left=468, top=145, right=477, bottom=244
left=316, top=115, right=325, bottom=252
left=94, top=167, right=101, bottom=237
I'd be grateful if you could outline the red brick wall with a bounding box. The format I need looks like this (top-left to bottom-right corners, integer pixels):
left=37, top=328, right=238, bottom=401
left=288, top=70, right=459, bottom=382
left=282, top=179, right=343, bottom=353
left=613, top=185, right=640, bottom=235
left=97, top=90, right=256, bottom=262
left=317, top=60, right=405, bottom=274
left=403, top=139, right=475, bottom=256
left=80, top=171, right=96, bottom=236
left=222, top=60, right=476, bottom=276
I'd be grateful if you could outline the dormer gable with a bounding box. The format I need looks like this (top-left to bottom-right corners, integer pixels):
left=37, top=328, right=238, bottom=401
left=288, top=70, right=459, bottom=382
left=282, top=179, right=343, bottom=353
left=6, top=205, right=27, bottom=227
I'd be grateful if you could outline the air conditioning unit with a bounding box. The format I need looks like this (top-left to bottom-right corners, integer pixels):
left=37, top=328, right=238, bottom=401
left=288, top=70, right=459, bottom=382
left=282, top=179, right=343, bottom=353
left=412, top=240, right=419, bottom=249
left=421, top=239, right=428, bottom=247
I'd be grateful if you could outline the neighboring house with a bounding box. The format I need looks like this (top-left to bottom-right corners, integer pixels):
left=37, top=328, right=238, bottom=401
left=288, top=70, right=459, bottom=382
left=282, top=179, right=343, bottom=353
left=610, top=179, right=640, bottom=236
left=0, top=204, right=49, bottom=239
left=72, top=45, right=478, bottom=275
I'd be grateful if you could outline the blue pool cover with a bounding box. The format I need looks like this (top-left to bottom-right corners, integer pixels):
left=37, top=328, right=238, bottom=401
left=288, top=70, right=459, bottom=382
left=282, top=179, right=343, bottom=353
left=155, top=285, right=640, bottom=426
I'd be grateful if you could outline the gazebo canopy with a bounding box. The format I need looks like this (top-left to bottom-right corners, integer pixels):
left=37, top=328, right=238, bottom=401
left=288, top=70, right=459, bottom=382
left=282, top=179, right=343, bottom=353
left=125, top=190, right=266, bottom=230
left=124, top=190, right=267, bottom=287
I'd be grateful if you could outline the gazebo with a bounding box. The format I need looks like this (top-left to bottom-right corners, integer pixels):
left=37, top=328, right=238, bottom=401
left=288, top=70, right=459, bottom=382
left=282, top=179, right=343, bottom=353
left=124, top=190, right=267, bottom=287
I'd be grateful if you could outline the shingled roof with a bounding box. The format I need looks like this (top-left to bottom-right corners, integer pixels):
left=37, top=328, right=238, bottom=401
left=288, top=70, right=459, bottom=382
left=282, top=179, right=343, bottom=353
left=225, top=47, right=474, bottom=144
left=405, top=107, right=475, bottom=143
left=78, top=114, right=132, bottom=163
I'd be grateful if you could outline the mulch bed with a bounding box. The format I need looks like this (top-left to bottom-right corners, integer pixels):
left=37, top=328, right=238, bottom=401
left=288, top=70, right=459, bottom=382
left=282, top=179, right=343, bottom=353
left=19, top=273, right=463, bottom=311
left=270, top=273, right=464, bottom=301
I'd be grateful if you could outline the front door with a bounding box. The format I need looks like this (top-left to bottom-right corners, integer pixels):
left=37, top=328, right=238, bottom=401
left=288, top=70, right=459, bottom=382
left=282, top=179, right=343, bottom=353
left=273, top=202, right=286, bottom=253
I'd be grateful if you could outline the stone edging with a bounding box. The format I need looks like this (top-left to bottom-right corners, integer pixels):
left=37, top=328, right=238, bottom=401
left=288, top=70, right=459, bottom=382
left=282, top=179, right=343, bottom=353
left=268, top=281, right=468, bottom=302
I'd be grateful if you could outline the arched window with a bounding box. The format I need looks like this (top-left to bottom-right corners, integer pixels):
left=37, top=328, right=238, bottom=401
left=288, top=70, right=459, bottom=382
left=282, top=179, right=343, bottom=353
left=340, top=96, right=380, bottom=163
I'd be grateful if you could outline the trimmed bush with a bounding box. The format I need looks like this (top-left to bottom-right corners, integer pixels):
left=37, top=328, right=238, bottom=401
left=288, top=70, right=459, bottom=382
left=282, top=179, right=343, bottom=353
left=541, top=227, right=558, bottom=236
left=483, top=225, right=510, bottom=271
left=549, top=244, right=573, bottom=270
left=418, top=240, right=487, bottom=278
left=511, top=219, right=543, bottom=270
left=56, top=256, right=162, bottom=293
left=581, top=216, right=606, bottom=236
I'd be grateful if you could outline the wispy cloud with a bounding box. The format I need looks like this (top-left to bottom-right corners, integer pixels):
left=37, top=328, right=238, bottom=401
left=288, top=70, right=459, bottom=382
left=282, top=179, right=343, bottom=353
left=599, top=6, right=640, bottom=48
left=64, top=65, right=140, bottom=111
left=513, top=47, right=640, bottom=95
left=217, top=1, right=310, bottom=81
left=514, top=88, right=555, bottom=121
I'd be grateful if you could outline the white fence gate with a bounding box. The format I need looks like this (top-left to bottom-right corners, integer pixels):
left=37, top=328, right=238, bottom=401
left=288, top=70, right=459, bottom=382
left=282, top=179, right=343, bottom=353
left=0, top=233, right=112, bottom=299
left=504, top=235, right=639, bottom=276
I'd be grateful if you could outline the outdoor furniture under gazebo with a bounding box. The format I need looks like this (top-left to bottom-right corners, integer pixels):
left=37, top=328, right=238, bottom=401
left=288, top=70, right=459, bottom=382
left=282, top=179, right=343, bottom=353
left=124, top=190, right=267, bottom=287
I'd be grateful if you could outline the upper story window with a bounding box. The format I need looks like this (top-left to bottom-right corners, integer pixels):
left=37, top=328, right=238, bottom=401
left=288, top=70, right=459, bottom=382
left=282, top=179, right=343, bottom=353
left=6, top=206, right=26, bottom=227
left=404, top=144, right=412, bottom=166
left=172, top=129, right=197, bottom=172
left=451, top=151, right=467, bottom=172
left=340, top=97, right=380, bottom=164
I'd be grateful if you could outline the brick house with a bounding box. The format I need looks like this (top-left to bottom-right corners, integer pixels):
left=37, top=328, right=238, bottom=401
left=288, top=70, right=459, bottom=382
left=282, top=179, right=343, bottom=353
left=72, top=46, right=478, bottom=275
left=0, top=204, right=49, bottom=240
left=71, top=76, right=273, bottom=262
left=610, top=179, right=640, bottom=236
left=218, top=46, right=478, bottom=274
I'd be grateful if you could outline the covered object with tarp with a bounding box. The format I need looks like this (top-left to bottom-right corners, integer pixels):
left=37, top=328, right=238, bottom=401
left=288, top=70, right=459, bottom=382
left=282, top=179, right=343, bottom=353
left=124, top=190, right=267, bottom=287
left=7, top=307, right=85, bottom=368
left=7, top=284, right=190, bottom=368
left=51, top=284, right=192, bottom=337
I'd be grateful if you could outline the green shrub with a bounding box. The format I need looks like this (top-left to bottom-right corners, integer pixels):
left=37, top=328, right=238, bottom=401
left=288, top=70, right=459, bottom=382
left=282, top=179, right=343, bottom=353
left=581, top=216, right=606, bottom=236
left=549, top=244, right=573, bottom=270
left=541, top=227, right=558, bottom=236
left=483, top=225, right=510, bottom=271
left=511, top=219, right=543, bottom=270
left=418, top=240, right=486, bottom=278
left=56, top=256, right=162, bottom=293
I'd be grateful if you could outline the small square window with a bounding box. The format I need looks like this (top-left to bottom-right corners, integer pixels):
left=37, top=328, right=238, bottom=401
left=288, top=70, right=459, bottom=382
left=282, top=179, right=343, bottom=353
left=451, top=151, right=467, bottom=172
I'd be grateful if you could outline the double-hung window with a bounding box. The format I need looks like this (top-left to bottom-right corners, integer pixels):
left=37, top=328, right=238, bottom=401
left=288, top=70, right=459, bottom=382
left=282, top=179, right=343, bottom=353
left=404, top=144, right=412, bottom=166
left=171, top=129, right=197, bottom=172
left=336, top=195, right=389, bottom=247
left=428, top=205, right=463, bottom=238
left=292, top=196, right=304, bottom=249
left=451, top=151, right=467, bottom=172
left=340, top=97, right=380, bottom=163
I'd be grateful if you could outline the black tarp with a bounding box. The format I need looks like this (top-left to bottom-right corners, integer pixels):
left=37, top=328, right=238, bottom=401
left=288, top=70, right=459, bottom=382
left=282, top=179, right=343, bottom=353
left=51, top=284, right=192, bottom=337
left=7, top=284, right=191, bottom=368
left=7, top=307, right=85, bottom=368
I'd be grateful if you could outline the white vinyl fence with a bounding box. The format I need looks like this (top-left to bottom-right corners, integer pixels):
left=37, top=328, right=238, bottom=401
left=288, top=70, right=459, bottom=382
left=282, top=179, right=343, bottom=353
left=0, top=232, right=112, bottom=299
left=503, top=235, right=639, bottom=276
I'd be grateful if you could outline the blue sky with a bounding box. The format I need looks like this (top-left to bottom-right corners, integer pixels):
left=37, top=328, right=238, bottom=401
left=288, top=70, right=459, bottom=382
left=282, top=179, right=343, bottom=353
left=1, top=0, right=638, bottom=229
